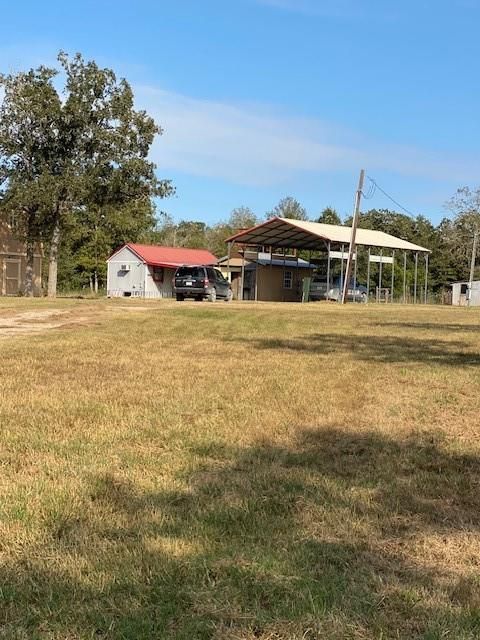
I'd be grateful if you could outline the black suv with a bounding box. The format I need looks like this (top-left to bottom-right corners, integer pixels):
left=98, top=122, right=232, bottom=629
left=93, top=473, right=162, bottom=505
left=173, top=265, right=232, bottom=302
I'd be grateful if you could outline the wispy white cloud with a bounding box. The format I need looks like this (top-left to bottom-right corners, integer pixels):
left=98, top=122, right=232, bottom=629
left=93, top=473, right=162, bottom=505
left=136, top=85, right=480, bottom=188
left=1, top=44, right=477, bottom=190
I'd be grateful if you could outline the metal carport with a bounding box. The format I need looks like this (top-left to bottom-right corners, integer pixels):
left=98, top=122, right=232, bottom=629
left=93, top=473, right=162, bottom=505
left=226, top=217, right=431, bottom=303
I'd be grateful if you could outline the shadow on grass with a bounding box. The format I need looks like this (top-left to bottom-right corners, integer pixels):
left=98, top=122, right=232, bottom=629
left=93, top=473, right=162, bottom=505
left=229, top=332, right=480, bottom=367
left=2, top=429, right=480, bottom=639
left=373, top=322, right=480, bottom=334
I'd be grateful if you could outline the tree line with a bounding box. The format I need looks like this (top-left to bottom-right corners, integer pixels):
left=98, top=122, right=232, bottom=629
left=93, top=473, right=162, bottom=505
left=148, top=193, right=480, bottom=296
left=1, top=54, right=478, bottom=296
left=0, top=52, right=173, bottom=296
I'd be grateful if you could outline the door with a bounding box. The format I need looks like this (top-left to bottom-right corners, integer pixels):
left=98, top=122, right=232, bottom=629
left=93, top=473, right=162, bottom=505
left=243, top=270, right=255, bottom=300
left=214, top=269, right=229, bottom=297
left=5, top=259, right=21, bottom=295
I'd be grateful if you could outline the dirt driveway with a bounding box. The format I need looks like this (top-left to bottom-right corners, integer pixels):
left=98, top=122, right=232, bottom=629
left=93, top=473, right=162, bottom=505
left=0, top=309, right=74, bottom=336
left=0, top=301, right=160, bottom=337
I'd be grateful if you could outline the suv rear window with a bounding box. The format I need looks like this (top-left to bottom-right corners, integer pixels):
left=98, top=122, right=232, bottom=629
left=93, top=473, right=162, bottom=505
left=176, top=266, right=206, bottom=278
left=214, top=269, right=225, bottom=281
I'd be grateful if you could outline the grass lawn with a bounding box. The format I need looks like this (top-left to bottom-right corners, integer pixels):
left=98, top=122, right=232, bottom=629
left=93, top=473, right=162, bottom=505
left=1, top=298, right=480, bottom=639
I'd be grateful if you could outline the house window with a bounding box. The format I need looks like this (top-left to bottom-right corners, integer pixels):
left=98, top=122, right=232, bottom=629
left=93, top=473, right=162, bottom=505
left=152, top=267, right=164, bottom=282
left=283, top=270, right=293, bottom=289
left=461, top=284, right=468, bottom=295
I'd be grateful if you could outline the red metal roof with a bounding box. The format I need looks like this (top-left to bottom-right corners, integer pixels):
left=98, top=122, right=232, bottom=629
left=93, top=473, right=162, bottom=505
left=111, top=243, right=218, bottom=268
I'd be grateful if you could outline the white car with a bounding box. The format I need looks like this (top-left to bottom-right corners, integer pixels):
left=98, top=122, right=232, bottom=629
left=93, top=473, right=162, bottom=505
left=327, top=284, right=368, bottom=303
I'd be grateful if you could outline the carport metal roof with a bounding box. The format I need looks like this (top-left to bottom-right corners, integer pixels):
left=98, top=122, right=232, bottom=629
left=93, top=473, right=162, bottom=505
left=227, top=217, right=430, bottom=253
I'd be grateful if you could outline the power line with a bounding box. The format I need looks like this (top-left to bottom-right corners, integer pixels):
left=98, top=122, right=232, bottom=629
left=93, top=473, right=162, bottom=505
left=366, top=176, right=418, bottom=219
left=362, top=180, right=376, bottom=200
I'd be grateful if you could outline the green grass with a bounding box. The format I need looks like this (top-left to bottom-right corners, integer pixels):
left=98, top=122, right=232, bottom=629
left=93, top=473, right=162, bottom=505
left=0, top=299, right=480, bottom=639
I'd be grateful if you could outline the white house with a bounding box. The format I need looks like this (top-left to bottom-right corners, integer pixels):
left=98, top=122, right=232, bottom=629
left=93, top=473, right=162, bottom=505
left=107, top=244, right=218, bottom=298
left=450, top=281, right=480, bottom=306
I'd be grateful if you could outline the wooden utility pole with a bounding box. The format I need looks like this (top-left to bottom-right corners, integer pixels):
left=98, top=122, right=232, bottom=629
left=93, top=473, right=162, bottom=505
left=341, top=169, right=365, bottom=304
left=467, top=230, right=478, bottom=307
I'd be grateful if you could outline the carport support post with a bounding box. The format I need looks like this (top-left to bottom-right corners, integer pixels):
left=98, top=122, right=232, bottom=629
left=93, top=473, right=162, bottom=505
left=424, top=253, right=429, bottom=304
left=240, top=248, right=245, bottom=301
left=403, top=251, right=407, bottom=304
left=296, top=252, right=300, bottom=299
left=353, top=248, right=358, bottom=302
left=366, top=247, right=371, bottom=300
left=468, top=230, right=478, bottom=307
left=255, top=247, right=258, bottom=301
left=326, top=242, right=331, bottom=296
left=226, top=242, right=232, bottom=284
left=414, top=252, right=418, bottom=304
left=340, top=243, right=345, bottom=297
left=391, top=250, right=395, bottom=303
left=378, top=249, right=383, bottom=301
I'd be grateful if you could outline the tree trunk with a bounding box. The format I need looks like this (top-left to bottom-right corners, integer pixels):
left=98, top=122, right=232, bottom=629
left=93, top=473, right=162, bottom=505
left=89, top=275, right=93, bottom=293
left=94, top=270, right=98, bottom=294
left=47, top=215, right=61, bottom=298
left=24, top=238, right=35, bottom=297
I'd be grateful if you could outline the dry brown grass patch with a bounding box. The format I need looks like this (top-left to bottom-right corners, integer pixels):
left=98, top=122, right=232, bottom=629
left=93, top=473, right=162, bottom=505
left=0, top=299, right=479, bottom=638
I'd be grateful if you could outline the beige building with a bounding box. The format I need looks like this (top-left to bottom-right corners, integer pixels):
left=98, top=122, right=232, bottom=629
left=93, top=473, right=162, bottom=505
left=0, top=224, right=42, bottom=296
left=218, top=250, right=315, bottom=301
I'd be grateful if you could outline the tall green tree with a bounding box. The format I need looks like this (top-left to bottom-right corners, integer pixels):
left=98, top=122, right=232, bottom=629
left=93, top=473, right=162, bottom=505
left=316, top=206, right=341, bottom=225
left=204, top=223, right=231, bottom=258
left=206, top=207, right=258, bottom=257
left=446, top=186, right=480, bottom=280
left=0, top=66, right=60, bottom=295
left=228, top=206, right=258, bottom=230
left=175, top=221, right=208, bottom=248
left=0, top=52, right=173, bottom=296
left=142, top=212, right=177, bottom=247
left=267, top=196, right=309, bottom=220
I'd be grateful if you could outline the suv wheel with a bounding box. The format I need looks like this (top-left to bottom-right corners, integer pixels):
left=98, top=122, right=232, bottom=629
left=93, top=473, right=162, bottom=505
left=176, top=294, right=184, bottom=301
left=225, top=289, right=233, bottom=302
left=207, top=288, right=217, bottom=302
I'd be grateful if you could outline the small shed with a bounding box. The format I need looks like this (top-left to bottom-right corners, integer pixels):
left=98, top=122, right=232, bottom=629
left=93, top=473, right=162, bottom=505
left=217, top=250, right=315, bottom=301
left=0, top=223, right=42, bottom=296
left=106, top=244, right=218, bottom=298
left=450, top=281, right=480, bottom=306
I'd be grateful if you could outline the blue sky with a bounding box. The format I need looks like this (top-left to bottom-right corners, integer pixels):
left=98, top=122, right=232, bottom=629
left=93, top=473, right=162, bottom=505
left=2, top=0, right=480, bottom=224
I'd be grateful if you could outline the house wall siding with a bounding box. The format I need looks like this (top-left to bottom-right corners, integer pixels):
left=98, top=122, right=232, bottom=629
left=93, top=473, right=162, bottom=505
left=107, top=246, right=146, bottom=296
left=219, top=260, right=313, bottom=301
left=256, top=265, right=311, bottom=302
left=471, top=284, right=480, bottom=306
left=144, top=265, right=175, bottom=298
left=107, top=246, right=177, bottom=298
left=452, top=283, right=464, bottom=306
